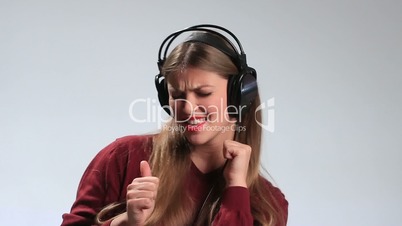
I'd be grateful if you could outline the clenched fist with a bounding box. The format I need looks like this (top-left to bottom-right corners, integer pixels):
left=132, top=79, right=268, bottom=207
left=222, top=140, right=252, bottom=188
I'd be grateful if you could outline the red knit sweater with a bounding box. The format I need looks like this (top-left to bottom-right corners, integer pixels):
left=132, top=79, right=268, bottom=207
left=61, top=135, right=288, bottom=225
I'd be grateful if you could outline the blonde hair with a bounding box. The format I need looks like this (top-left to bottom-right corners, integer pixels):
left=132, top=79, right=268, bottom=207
left=96, top=35, right=286, bottom=226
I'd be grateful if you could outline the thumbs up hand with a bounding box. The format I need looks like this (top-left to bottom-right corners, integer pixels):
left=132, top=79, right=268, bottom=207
left=126, top=161, right=159, bottom=226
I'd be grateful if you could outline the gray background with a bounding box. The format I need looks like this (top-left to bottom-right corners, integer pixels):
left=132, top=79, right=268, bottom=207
left=1, top=0, right=401, bottom=225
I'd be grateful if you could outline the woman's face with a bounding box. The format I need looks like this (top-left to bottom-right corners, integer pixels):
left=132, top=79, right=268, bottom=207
left=167, top=67, right=236, bottom=147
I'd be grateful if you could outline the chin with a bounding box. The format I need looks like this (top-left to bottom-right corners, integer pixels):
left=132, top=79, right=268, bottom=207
left=184, top=133, right=208, bottom=146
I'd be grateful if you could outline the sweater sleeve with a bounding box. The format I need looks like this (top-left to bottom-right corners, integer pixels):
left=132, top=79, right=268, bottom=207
left=268, top=180, right=289, bottom=226
left=61, top=135, right=151, bottom=226
left=212, top=186, right=253, bottom=226
left=60, top=140, right=124, bottom=226
left=212, top=180, right=288, bottom=226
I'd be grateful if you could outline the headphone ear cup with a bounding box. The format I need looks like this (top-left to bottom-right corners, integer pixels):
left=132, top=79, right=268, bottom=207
left=227, top=68, right=258, bottom=117
left=155, top=74, right=171, bottom=115
left=238, top=68, right=258, bottom=109
left=227, top=74, right=239, bottom=115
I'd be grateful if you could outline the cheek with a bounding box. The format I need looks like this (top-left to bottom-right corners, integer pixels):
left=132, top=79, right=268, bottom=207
left=204, top=98, right=223, bottom=113
left=168, top=99, right=183, bottom=118
left=169, top=98, right=177, bottom=109
left=204, top=96, right=230, bottom=122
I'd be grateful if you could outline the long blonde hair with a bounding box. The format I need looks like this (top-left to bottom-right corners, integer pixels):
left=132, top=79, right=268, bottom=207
left=97, top=34, right=286, bottom=226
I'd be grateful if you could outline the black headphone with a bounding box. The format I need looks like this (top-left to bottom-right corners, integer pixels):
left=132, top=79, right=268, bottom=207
left=154, top=24, right=258, bottom=118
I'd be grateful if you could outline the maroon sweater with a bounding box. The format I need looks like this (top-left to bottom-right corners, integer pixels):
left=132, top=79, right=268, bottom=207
left=61, top=135, right=288, bottom=225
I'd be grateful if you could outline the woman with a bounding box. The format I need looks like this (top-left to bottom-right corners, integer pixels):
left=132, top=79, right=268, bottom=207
left=61, top=24, right=288, bottom=226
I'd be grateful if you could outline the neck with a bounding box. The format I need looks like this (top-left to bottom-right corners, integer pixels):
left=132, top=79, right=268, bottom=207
left=189, top=126, right=236, bottom=174
left=190, top=144, right=226, bottom=174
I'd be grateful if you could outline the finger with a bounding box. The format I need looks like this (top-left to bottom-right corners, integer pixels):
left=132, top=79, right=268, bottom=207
left=127, top=198, right=153, bottom=210
left=223, top=140, right=251, bottom=159
left=224, top=149, right=237, bottom=159
left=127, top=190, right=157, bottom=200
left=223, top=141, right=239, bottom=158
left=128, top=181, right=159, bottom=191
left=140, top=160, right=152, bottom=177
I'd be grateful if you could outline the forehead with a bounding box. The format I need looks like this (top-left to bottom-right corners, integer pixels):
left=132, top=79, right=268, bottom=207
left=167, top=67, right=227, bottom=90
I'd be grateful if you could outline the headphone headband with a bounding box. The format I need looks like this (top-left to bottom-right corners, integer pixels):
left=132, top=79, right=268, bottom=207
left=157, top=24, right=248, bottom=72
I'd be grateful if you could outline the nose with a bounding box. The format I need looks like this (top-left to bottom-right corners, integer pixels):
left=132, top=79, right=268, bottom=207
left=173, top=93, right=200, bottom=118
left=182, top=94, right=197, bottom=115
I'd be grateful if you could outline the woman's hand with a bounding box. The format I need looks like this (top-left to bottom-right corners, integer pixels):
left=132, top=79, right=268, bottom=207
left=126, top=161, right=159, bottom=226
left=222, top=140, right=252, bottom=188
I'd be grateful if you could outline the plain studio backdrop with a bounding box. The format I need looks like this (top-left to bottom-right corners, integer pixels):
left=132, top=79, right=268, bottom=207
left=1, top=1, right=401, bottom=226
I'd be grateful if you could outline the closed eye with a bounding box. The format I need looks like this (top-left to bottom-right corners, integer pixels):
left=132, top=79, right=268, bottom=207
left=197, top=92, right=212, bottom=97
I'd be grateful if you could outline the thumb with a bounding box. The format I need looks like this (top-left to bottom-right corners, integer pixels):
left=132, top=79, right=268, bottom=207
left=140, top=160, right=152, bottom=177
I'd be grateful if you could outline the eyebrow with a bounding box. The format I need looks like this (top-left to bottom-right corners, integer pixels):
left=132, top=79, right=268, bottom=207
left=169, top=84, right=215, bottom=92
left=191, top=84, right=215, bottom=90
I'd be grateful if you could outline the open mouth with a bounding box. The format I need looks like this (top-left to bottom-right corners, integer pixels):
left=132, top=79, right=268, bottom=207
left=185, top=117, right=207, bottom=132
